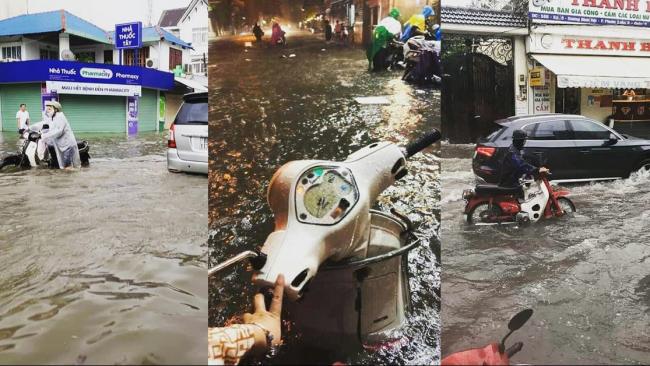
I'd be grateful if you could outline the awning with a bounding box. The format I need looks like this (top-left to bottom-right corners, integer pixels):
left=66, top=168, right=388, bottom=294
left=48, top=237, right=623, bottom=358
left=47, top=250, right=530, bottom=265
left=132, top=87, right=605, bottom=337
left=174, top=76, right=207, bottom=92
left=532, top=54, right=650, bottom=89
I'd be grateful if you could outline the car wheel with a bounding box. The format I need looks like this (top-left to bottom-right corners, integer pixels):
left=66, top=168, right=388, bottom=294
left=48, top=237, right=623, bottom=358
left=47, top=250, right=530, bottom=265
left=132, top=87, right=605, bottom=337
left=633, top=158, right=650, bottom=176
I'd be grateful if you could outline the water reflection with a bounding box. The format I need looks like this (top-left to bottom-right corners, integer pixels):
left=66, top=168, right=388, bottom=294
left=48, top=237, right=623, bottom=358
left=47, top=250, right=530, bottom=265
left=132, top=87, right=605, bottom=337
left=0, top=131, right=207, bottom=364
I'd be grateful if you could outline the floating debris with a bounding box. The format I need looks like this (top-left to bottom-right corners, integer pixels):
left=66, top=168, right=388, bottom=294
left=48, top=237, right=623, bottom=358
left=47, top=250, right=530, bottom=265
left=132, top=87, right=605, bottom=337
left=354, top=96, right=391, bottom=105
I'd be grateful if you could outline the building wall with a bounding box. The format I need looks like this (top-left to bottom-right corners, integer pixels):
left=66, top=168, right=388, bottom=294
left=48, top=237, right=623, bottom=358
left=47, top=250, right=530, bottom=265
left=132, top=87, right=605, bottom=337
left=22, top=37, right=41, bottom=60
left=164, top=92, right=183, bottom=129
left=179, top=0, right=209, bottom=74
left=580, top=88, right=613, bottom=123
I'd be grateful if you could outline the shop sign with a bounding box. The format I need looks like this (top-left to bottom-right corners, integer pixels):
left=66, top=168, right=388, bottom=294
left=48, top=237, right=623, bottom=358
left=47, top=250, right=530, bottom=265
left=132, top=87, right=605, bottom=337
left=533, top=86, right=551, bottom=113
left=127, top=96, right=139, bottom=135
left=46, top=81, right=142, bottom=97
left=0, top=60, right=174, bottom=90
left=530, top=33, right=650, bottom=56
left=115, top=22, right=143, bottom=49
left=529, top=67, right=547, bottom=86
left=529, top=0, right=650, bottom=27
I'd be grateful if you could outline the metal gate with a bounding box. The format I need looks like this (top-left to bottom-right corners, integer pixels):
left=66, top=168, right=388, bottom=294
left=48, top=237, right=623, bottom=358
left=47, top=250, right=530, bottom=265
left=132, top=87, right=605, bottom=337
left=442, top=35, right=515, bottom=143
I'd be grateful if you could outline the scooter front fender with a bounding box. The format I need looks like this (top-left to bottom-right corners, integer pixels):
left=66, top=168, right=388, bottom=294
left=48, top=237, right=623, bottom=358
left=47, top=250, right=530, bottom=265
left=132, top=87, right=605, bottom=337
left=442, top=343, right=510, bottom=366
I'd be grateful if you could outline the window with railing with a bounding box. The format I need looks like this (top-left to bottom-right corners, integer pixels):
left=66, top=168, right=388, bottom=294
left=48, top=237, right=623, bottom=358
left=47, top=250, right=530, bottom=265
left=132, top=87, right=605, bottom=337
left=192, top=27, right=208, bottom=46
left=192, top=61, right=206, bottom=74
left=2, top=45, right=21, bottom=61
left=123, top=47, right=150, bottom=67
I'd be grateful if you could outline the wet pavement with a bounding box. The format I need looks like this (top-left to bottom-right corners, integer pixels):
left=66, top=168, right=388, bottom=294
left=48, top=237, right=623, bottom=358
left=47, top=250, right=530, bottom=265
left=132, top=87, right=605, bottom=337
left=441, top=143, right=650, bottom=364
left=209, top=32, right=441, bottom=364
left=0, top=132, right=207, bottom=364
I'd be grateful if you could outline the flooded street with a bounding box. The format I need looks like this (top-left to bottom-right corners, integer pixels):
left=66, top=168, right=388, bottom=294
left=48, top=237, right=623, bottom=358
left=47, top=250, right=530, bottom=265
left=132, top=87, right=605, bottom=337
left=0, top=132, right=207, bottom=364
left=441, top=143, right=650, bottom=364
left=209, top=32, right=441, bottom=364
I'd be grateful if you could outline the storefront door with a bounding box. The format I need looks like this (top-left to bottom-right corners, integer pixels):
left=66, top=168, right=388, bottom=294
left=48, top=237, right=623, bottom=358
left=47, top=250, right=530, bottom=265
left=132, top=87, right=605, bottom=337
left=555, top=88, right=580, bottom=115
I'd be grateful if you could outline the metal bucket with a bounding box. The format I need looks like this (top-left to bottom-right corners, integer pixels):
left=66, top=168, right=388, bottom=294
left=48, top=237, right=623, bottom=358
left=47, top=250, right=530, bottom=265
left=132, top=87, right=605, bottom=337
left=285, top=209, right=419, bottom=350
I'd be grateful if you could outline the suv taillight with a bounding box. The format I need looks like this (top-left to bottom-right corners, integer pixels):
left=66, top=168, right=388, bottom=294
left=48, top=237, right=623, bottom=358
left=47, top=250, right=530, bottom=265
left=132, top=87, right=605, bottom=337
left=476, top=146, right=496, bottom=158
left=168, top=123, right=176, bottom=148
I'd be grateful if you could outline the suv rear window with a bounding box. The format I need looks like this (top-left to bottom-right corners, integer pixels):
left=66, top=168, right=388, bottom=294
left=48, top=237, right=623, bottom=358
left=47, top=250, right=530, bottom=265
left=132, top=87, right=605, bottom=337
left=174, top=100, right=208, bottom=125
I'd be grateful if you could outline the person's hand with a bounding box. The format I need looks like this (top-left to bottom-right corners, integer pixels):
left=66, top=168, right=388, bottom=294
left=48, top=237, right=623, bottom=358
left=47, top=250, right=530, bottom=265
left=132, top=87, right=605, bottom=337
left=539, top=167, right=550, bottom=174
left=243, top=274, right=284, bottom=351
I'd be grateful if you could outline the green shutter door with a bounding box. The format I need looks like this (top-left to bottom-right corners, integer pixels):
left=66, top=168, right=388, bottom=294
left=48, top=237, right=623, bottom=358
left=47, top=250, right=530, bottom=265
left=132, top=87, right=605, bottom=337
left=139, top=89, right=157, bottom=132
left=59, top=94, right=125, bottom=133
left=0, top=83, right=41, bottom=131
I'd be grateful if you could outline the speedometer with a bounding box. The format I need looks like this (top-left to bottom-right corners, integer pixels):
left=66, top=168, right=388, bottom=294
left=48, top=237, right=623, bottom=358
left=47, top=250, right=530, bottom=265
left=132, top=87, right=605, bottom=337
left=295, top=167, right=358, bottom=225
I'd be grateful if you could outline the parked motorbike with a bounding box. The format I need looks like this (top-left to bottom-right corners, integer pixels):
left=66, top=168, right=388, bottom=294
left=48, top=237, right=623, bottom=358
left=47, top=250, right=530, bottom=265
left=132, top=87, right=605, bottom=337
left=402, top=36, right=441, bottom=85
left=442, top=309, right=533, bottom=365
left=373, top=38, right=404, bottom=72
left=0, top=129, right=90, bottom=170
left=210, top=130, right=441, bottom=350
left=463, top=170, right=575, bottom=225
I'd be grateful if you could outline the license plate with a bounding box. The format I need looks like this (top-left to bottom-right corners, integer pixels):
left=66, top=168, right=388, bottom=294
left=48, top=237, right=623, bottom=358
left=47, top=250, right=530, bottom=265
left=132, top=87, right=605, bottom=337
left=194, top=137, right=208, bottom=151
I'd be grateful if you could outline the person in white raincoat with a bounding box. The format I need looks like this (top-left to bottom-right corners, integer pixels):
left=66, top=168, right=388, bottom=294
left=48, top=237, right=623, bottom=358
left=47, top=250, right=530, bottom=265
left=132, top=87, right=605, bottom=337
left=30, top=100, right=80, bottom=169
left=377, top=9, right=402, bottom=39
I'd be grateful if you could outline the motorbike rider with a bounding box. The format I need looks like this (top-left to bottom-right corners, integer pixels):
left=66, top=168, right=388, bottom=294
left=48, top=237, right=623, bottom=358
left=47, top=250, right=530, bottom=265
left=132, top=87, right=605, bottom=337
left=367, top=8, right=402, bottom=70
left=271, top=21, right=286, bottom=45
left=208, top=274, right=284, bottom=365
left=499, top=129, right=549, bottom=188
left=400, top=5, right=435, bottom=42
left=29, top=100, right=81, bottom=170
left=252, top=22, right=264, bottom=42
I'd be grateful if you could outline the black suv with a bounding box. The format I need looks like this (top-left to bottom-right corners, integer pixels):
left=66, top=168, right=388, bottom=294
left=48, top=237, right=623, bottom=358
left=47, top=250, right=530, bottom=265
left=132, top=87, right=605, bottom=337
left=473, top=114, right=650, bottom=183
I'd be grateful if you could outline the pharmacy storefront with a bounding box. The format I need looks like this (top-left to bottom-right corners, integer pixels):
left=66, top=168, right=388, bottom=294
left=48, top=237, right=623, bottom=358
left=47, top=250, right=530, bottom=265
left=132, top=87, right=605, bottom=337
left=0, top=60, right=173, bottom=133
left=527, top=0, right=650, bottom=131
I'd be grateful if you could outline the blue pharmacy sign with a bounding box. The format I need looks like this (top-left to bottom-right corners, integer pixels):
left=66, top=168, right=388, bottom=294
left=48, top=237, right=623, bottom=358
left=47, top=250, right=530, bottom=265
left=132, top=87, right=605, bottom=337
left=115, top=22, right=143, bottom=49
left=0, top=60, right=174, bottom=91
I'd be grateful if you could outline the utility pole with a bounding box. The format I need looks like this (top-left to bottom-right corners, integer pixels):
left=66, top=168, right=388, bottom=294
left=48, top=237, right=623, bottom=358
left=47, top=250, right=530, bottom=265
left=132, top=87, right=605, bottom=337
left=147, top=0, right=153, bottom=26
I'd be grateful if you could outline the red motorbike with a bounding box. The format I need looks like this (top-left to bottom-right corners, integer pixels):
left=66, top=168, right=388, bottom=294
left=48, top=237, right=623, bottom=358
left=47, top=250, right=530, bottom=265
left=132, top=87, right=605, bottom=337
left=463, top=170, right=575, bottom=225
left=442, top=309, right=533, bottom=366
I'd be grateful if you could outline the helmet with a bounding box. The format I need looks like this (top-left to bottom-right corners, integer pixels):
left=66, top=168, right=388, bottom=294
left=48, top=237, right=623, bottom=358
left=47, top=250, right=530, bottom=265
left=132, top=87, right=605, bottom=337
left=45, top=100, right=62, bottom=111
left=389, top=8, right=400, bottom=19
left=423, top=5, right=434, bottom=18
left=512, top=129, right=527, bottom=149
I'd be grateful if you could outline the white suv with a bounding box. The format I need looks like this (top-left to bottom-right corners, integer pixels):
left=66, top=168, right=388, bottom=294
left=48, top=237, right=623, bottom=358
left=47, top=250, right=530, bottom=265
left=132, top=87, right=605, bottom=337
left=167, top=92, right=208, bottom=174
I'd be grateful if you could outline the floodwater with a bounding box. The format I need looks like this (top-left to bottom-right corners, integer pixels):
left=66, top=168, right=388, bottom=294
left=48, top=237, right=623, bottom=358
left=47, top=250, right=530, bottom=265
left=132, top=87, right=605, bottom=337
left=209, top=32, right=441, bottom=364
left=0, top=132, right=207, bottom=364
left=441, top=142, right=650, bottom=364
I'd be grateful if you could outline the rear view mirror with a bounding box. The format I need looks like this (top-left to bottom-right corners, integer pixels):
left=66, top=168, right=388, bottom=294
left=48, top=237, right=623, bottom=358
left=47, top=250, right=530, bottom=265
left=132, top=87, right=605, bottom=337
left=605, top=133, right=618, bottom=146
left=508, top=308, right=533, bottom=331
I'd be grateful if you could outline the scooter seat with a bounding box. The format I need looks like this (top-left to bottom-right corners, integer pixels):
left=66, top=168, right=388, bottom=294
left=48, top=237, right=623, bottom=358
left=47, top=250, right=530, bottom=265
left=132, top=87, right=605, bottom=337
left=475, top=184, right=523, bottom=197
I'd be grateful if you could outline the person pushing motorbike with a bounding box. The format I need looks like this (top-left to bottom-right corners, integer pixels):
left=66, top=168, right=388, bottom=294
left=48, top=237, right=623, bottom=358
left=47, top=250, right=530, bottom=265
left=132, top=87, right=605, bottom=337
left=499, top=130, right=548, bottom=188
left=29, top=100, right=81, bottom=170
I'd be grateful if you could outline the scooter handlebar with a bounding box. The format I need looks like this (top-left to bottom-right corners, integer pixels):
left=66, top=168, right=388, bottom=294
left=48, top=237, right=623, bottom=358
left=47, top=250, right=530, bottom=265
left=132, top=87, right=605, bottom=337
left=505, top=341, right=523, bottom=358
left=404, top=129, right=441, bottom=158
